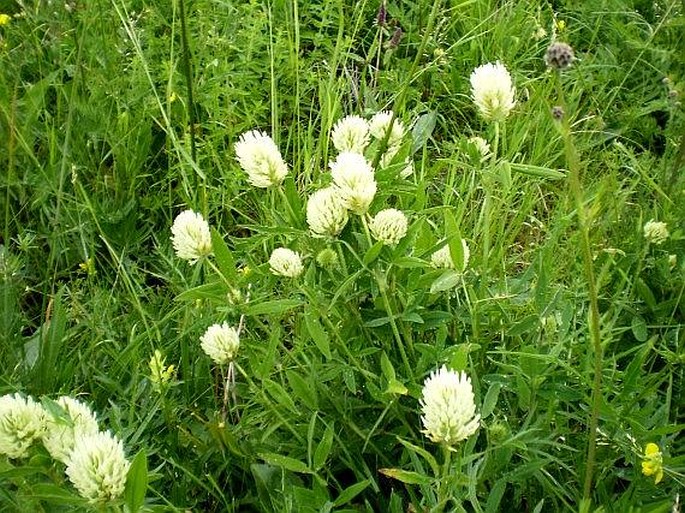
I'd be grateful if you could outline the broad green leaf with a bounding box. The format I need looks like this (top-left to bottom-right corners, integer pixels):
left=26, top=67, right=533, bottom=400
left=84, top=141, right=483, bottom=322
left=333, top=479, right=371, bottom=507
left=246, top=299, right=304, bottom=316
left=263, top=379, right=298, bottom=414
left=444, top=210, right=464, bottom=272
left=631, top=315, right=648, bottom=342
left=286, top=370, right=318, bottom=410
left=411, top=111, right=437, bottom=154
left=430, top=270, right=461, bottom=293
left=258, top=453, right=311, bottom=474
left=380, top=352, right=396, bottom=381
left=363, top=241, right=384, bottom=266
left=125, top=449, right=148, bottom=513
left=481, top=382, right=501, bottom=419
left=396, top=438, right=440, bottom=476
left=210, top=228, right=236, bottom=282
left=304, top=308, right=332, bottom=360
left=509, top=162, right=565, bottom=179
left=379, top=468, right=433, bottom=485
left=314, top=424, right=335, bottom=470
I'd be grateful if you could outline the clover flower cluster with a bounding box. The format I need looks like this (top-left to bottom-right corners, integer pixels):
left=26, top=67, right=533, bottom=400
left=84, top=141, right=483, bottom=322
left=420, top=366, right=480, bottom=446
left=0, top=393, right=130, bottom=504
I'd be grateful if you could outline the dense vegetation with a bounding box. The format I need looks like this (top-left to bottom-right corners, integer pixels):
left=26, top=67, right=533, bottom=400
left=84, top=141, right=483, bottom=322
left=0, top=0, right=683, bottom=511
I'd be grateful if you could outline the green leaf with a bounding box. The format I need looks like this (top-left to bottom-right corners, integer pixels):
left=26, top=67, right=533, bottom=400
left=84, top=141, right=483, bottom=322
left=631, top=315, right=648, bottom=342
left=124, top=449, right=147, bottom=513
left=314, top=424, right=335, bottom=471
left=430, top=270, right=461, bottom=293
left=444, top=210, right=464, bottom=272
left=246, top=299, right=304, bottom=316
left=396, top=438, right=440, bottom=476
left=286, top=370, right=318, bottom=410
left=363, top=241, right=384, bottom=266
left=211, top=228, right=236, bottom=282
left=333, top=479, right=371, bottom=507
left=393, top=256, right=429, bottom=268
left=258, top=453, right=311, bottom=474
left=385, top=379, right=408, bottom=396
left=509, top=162, right=565, bottom=179
left=481, top=382, right=501, bottom=419
left=263, top=379, right=299, bottom=414
left=380, top=352, right=396, bottom=381
left=304, top=308, right=332, bottom=360
left=485, top=480, right=507, bottom=513
left=411, top=111, right=437, bottom=154
left=506, top=315, right=540, bottom=337
left=176, top=281, right=227, bottom=303
left=379, top=468, right=433, bottom=485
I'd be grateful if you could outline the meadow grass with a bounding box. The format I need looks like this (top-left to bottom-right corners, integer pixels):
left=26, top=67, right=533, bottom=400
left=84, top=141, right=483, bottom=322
left=0, top=0, right=683, bottom=511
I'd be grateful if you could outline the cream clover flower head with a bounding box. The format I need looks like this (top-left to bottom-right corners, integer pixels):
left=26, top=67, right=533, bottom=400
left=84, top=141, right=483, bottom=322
left=42, top=396, right=99, bottom=464
left=329, top=152, right=377, bottom=215
left=66, top=431, right=130, bottom=503
left=0, top=393, right=45, bottom=459
left=269, top=248, right=304, bottom=278
left=331, top=115, right=370, bottom=154
left=200, top=322, right=240, bottom=365
left=643, top=220, right=669, bottom=245
left=369, top=111, right=406, bottom=147
left=171, top=210, right=213, bottom=264
left=467, top=136, right=492, bottom=161
left=369, top=209, right=408, bottom=246
left=470, top=61, right=516, bottom=122
left=420, top=366, right=480, bottom=446
left=306, top=187, right=349, bottom=237
left=431, top=239, right=470, bottom=271
left=234, top=130, right=289, bottom=187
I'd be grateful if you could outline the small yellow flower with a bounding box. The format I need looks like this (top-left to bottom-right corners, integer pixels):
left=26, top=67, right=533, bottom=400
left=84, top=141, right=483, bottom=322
left=641, top=442, right=664, bottom=484
left=555, top=19, right=566, bottom=32
left=0, top=14, right=11, bottom=26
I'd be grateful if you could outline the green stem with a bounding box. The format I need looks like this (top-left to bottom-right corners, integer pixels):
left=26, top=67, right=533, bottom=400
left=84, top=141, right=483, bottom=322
left=554, top=72, right=603, bottom=501
left=361, top=216, right=413, bottom=377
left=178, top=0, right=198, bottom=165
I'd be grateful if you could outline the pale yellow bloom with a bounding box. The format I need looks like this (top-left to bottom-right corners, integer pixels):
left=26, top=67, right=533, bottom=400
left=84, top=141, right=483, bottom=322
left=641, top=442, right=664, bottom=484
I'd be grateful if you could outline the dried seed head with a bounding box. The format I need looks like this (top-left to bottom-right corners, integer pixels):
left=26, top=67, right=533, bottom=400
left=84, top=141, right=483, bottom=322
left=389, top=27, right=403, bottom=49
left=545, top=42, right=575, bottom=70
left=551, top=106, right=564, bottom=120
left=376, top=1, right=387, bottom=26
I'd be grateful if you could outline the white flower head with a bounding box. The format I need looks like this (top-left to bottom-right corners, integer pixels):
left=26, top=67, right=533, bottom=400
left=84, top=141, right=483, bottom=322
left=42, top=396, right=99, bottom=464
left=0, top=393, right=45, bottom=459
left=66, top=431, right=130, bottom=503
left=331, top=115, right=370, bottom=154
left=643, top=220, right=669, bottom=245
left=329, top=152, right=377, bottom=215
left=234, top=130, right=289, bottom=187
left=269, top=248, right=304, bottom=278
left=369, top=209, right=408, bottom=246
left=369, top=111, right=406, bottom=147
left=467, top=136, right=492, bottom=161
left=431, top=239, right=470, bottom=271
left=420, top=366, right=480, bottom=446
left=171, top=210, right=213, bottom=264
left=470, top=61, right=516, bottom=122
left=306, top=187, right=349, bottom=237
left=200, top=322, right=240, bottom=365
